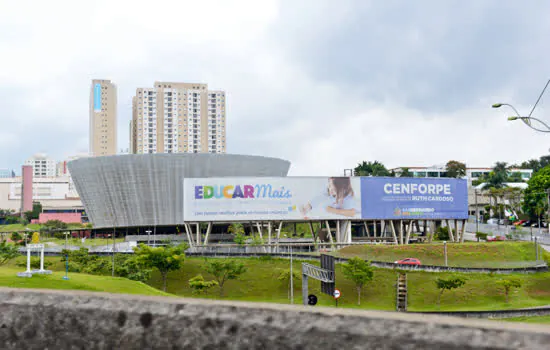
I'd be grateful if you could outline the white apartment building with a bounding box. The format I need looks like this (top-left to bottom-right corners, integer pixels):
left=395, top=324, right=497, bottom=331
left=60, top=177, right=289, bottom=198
left=24, top=154, right=56, bottom=178
left=130, top=82, right=226, bottom=154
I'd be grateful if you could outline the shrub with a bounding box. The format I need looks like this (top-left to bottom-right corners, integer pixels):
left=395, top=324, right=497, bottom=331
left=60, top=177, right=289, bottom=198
left=16, top=257, right=53, bottom=270
left=475, top=232, right=488, bottom=241
left=258, top=255, right=273, bottom=262
left=10, top=232, right=22, bottom=242
left=435, top=227, right=450, bottom=241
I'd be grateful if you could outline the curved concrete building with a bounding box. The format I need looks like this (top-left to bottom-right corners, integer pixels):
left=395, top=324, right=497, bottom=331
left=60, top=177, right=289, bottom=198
left=68, top=154, right=291, bottom=228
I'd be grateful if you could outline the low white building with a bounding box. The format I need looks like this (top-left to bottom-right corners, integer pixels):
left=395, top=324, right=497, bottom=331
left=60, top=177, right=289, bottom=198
left=0, top=176, right=83, bottom=212
left=391, top=165, right=533, bottom=183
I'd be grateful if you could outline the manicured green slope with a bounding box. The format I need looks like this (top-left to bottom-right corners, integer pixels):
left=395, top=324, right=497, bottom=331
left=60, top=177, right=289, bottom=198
left=149, top=257, right=550, bottom=311
left=0, top=268, right=169, bottom=296
left=337, top=242, right=549, bottom=268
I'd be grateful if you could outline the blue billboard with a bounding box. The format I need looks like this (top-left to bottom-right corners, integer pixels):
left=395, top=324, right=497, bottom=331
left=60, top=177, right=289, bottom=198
left=360, top=177, right=468, bottom=220
left=93, top=83, right=101, bottom=112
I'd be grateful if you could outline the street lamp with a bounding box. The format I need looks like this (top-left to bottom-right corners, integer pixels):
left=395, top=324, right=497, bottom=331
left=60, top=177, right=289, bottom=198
left=492, top=79, right=550, bottom=133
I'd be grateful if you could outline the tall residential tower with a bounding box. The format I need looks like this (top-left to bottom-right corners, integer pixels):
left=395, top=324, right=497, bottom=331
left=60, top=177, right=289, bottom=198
left=89, top=79, right=117, bottom=156
left=130, top=81, right=226, bottom=154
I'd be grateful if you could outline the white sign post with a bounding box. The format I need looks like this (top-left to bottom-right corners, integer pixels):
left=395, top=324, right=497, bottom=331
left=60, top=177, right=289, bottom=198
left=333, top=289, right=341, bottom=307
left=17, top=244, right=52, bottom=278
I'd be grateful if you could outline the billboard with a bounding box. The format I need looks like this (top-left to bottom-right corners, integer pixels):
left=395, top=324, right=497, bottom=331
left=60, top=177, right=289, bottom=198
left=360, top=177, right=468, bottom=220
left=183, top=177, right=362, bottom=221
left=93, top=83, right=101, bottom=112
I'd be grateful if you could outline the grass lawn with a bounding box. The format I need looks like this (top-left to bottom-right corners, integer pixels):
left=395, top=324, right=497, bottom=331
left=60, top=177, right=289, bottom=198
left=3, top=252, right=550, bottom=312
left=0, top=223, right=86, bottom=233
left=42, top=238, right=125, bottom=247
left=148, top=257, right=550, bottom=311
left=336, top=242, right=550, bottom=268
left=501, top=315, right=550, bottom=324
left=0, top=224, right=43, bottom=232
left=0, top=267, right=169, bottom=296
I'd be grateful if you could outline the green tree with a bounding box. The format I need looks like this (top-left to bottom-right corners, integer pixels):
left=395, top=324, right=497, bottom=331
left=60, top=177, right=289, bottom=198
left=435, top=276, right=466, bottom=306
left=523, top=165, right=550, bottom=220
left=10, top=232, right=23, bottom=245
left=497, top=278, right=522, bottom=303
left=205, top=260, right=247, bottom=297
left=399, top=168, right=413, bottom=177
left=0, top=209, right=15, bottom=219
left=277, top=268, right=300, bottom=300
left=354, top=161, right=390, bottom=177
left=114, top=254, right=152, bottom=283
left=0, top=241, right=19, bottom=266
left=41, top=220, right=68, bottom=232
left=23, top=202, right=42, bottom=222
left=229, top=223, right=246, bottom=245
left=342, top=257, right=375, bottom=305
left=189, top=274, right=218, bottom=295
left=445, top=160, right=466, bottom=178
left=134, top=243, right=188, bottom=292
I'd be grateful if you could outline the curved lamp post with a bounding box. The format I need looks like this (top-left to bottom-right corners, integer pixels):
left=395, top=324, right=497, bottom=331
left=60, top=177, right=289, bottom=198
left=492, top=79, right=550, bottom=133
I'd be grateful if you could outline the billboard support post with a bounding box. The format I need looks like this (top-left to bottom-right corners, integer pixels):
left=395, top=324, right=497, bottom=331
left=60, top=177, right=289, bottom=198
left=203, top=222, right=212, bottom=245
left=445, top=220, right=455, bottom=242
left=256, top=223, right=263, bottom=241
left=268, top=222, right=272, bottom=252
left=184, top=223, right=194, bottom=248
left=399, top=220, right=403, bottom=245
left=276, top=221, right=283, bottom=253
left=324, top=221, right=334, bottom=248
left=363, top=222, right=370, bottom=237
left=390, top=221, right=398, bottom=244
left=405, top=220, right=413, bottom=245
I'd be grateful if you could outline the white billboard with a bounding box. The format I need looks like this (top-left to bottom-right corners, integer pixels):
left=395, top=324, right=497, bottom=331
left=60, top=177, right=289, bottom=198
left=183, top=177, right=362, bottom=222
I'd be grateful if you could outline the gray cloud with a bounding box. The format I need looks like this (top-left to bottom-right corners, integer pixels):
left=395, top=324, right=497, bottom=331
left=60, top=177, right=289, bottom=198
left=0, top=0, right=549, bottom=177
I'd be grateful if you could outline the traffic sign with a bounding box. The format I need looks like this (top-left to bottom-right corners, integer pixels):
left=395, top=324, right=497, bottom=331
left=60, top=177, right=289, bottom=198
left=307, top=294, right=318, bottom=305
left=333, top=289, right=341, bottom=299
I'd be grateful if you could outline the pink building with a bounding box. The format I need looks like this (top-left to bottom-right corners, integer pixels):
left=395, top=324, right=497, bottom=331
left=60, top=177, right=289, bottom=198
left=36, top=212, right=82, bottom=224
left=21, top=165, right=33, bottom=214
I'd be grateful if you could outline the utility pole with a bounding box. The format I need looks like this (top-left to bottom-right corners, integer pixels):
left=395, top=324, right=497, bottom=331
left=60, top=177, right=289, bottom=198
left=290, top=245, right=294, bottom=304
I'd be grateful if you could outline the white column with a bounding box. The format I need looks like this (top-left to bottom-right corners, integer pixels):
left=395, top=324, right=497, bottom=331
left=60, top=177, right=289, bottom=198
left=40, top=247, right=44, bottom=271
left=26, top=247, right=31, bottom=273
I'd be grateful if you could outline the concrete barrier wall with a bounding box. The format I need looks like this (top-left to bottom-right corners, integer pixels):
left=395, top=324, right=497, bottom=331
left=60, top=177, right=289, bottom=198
left=1, top=288, right=550, bottom=349
left=415, top=307, right=550, bottom=319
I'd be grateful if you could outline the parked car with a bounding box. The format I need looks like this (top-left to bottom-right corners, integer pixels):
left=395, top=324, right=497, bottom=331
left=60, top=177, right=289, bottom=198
left=487, top=235, right=506, bottom=242
left=487, top=219, right=499, bottom=225
left=513, top=220, right=527, bottom=226
left=394, top=258, right=421, bottom=266
left=531, top=221, right=548, bottom=228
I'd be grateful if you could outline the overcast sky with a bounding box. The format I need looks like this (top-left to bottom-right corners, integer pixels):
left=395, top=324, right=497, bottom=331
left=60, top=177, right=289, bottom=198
left=1, top=0, right=549, bottom=176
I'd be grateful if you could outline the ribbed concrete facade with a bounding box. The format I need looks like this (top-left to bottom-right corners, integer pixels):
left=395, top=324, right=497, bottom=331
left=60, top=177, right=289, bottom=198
left=68, top=154, right=291, bottom=228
